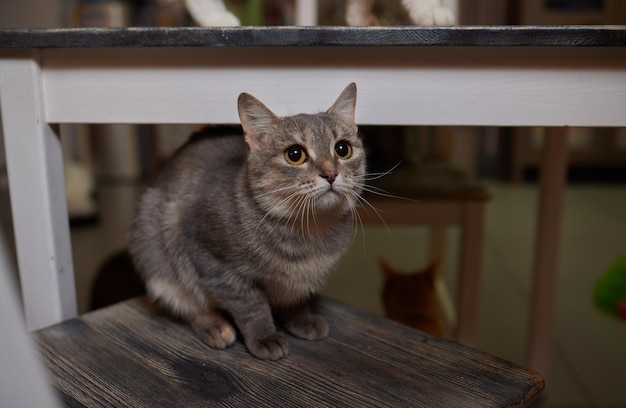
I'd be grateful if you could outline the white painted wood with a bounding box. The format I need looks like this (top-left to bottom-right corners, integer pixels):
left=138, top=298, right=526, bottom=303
left=0, top=247, right=57, bottom=408
left=40, top=47, right=626, bottom=127
left=429, top=227, right=460, bottom=337
left=294, top=0, right=318, bottom=26
left=0, top=52, right=77, bottom=331
left=527, top=128, right=569, bottom=378
left=435, top=276, right=457, bottom=335
left=42, top=66, right=626, bottom=126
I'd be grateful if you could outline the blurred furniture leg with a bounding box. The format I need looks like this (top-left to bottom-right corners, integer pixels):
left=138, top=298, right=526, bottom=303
left=528, top=127, right=569, bottom=377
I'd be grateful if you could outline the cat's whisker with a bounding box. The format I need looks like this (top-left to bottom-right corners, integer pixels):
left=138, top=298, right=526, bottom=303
left=351, top=202, right=363, bottom=238
left=348, top=189, right=391, bottom=235
left=309, top=194, right=319, bottom=237
left=303, top=194, right=314, bottom=239
left=347, top=198, right=367, bottom=257
left=286, top=193, right=307, bottom=236
left=303, top=195, right=312, bottom=238
left=254, top=188, right=302, bottom=235
left=355, top=184, right=419, bottom=203
left=257, top=190, right=299, bottom=224
left=352, top=161, right=403, bottom=181
left=309, top=194, right=315, bottom=230
left=254, top=184, right=301, bottom=200
left=296, top=194, right=311, bottom=238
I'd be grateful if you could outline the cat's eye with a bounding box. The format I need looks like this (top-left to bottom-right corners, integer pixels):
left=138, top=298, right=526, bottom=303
left=334, top=141, right=352, bottom=159
left=285, top=145, right=307, bottom=165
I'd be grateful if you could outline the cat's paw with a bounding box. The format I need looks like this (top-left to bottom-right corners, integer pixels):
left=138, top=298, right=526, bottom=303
left=403, top=0, right=455, bottom=26
left=203, top=12, right=240, bottom=27
left=194, top=322, right=237, bottom=350
left=184, top=0, right=240, bottom=27
left=285, top=314, right=329, bottom=341
left=418, top=6, right=454, bottom=26
left=246, top=333, right=289, bottom=361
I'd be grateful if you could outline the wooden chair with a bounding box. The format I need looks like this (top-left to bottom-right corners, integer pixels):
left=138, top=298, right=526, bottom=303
left=360, top=159, right=490, bottom=347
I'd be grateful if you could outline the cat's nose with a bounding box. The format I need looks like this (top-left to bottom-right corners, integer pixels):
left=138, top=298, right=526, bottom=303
left=320, top=169, right=338, bottom=184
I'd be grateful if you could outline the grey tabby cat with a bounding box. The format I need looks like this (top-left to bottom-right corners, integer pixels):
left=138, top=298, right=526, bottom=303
left=129, top=83, right=365, bottom=360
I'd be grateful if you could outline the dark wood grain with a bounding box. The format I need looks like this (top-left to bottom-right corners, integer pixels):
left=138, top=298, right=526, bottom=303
left=0, top=26, right=625, bottom=49
left=34, top=297, right=543, bottom=407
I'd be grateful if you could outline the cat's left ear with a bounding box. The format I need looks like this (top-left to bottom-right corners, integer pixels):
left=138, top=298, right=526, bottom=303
left=238, top=93, right=279, bottom=151
left=327, top=82, right=357, bottom=124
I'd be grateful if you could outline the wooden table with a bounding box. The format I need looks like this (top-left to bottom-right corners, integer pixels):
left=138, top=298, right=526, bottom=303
left=35, top=296, right=544, bottom=407
left=1, top=27, right=626, bottom=380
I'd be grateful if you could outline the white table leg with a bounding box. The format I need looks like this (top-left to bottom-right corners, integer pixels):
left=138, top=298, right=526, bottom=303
left=295, top=0, right=318, bottom=26
left=0, top=52, right=77, bottom=331
left=527, top=127, right=568, bottom=377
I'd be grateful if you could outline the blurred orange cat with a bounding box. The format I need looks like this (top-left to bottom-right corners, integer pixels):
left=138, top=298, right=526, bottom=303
left=380, top=258, right=446, bottom=338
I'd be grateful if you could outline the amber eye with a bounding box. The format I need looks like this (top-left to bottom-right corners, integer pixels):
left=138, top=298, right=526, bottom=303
left=285, top=145, right=307, bottom=165
left=334, top=141, right=352, bottom=159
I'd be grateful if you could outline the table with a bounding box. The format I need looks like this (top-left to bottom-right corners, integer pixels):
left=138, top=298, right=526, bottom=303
left=1, top=26, right=625, bottom=378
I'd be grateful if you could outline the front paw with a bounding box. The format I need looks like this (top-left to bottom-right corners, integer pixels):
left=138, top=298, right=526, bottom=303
left=204, top=12, right=240, bottom=27
left=286, top=314, right=329, bottom=341
left=412, top=6, right=455, bottom=26
left=193, top=321, right=237, bottom=350
left=246, top=333, right=289, bottom=361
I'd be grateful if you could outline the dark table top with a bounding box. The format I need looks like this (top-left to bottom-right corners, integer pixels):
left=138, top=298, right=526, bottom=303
left=1, top=26, right=625, bottom=49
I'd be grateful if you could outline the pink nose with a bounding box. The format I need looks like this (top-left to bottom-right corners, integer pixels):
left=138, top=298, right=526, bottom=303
left=320, top=169, right=338, bottom=184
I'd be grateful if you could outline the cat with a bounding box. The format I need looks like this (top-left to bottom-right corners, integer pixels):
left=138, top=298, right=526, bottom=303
left=380, top=258, right=446, bottom=338
left=185, top=0, right=240, bottom=26
left=182, top=0, right=453, bottom=28
left=320, top=0, right=454, bottom=26
left=129, top=83, right=366, bottom=360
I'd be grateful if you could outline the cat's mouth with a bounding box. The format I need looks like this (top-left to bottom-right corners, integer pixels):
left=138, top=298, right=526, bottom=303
left=314, top=184, right=347, bottom=209
left=319, top=182, right=339, bottom=195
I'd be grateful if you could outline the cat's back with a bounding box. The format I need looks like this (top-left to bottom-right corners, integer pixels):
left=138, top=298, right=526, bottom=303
left=129, top=126, right=247, bottom=272
left=155, top=126, right=247, bottom=192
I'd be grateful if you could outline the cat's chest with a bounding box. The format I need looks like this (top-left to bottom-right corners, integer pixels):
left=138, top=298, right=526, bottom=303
left=247, top=214, right=352, bottom=305
left=260, top=252, right=340, bottom=306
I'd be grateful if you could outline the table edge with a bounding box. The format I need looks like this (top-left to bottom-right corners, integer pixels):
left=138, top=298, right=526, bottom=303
left=1, top=26, right=625, bottom=49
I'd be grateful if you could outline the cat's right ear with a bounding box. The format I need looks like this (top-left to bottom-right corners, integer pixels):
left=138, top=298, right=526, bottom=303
left=238, top=93, right=279, bottom=151
left=327, top=82, right=357, bottom=124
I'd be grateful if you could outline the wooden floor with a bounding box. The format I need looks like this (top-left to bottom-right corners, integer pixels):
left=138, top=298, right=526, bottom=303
left=35, top=297, right=543, bottom=408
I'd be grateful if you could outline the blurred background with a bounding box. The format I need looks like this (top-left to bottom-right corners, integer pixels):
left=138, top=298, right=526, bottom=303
left=1, top=1, right=626, bottom=407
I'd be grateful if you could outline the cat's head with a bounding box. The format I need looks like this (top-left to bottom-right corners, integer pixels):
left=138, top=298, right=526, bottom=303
left=237, top=83, right=366, bottom=221
left=380, top=258, right=438, bottom=284
left=380, top=258, right=439, bottom=310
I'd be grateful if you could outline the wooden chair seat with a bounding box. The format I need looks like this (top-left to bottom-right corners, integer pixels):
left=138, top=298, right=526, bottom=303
left=35, top=296, right=543, bottom=407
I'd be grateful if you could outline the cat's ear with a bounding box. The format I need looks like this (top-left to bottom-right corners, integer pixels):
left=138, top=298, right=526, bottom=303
left=378, top=257, right=397, bottom=279
left=424, top=260, right=440, bottom=281
left=327, top=83, right=357, bottom=124
left=238, top=93, right=279, bottom=150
